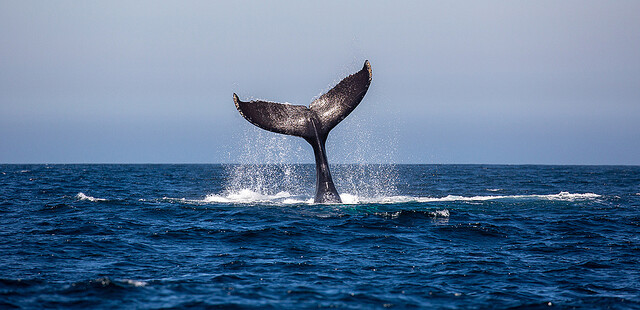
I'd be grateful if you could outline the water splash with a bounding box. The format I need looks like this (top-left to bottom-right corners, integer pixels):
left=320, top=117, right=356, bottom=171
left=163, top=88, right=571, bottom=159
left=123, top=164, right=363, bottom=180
left=224, top=118, right=399, bottom=201
left=224, top=128, right=312, bottom=197
left=333, top=164, right=398, bottom=200
left=327, top=108, right=399, bottom=199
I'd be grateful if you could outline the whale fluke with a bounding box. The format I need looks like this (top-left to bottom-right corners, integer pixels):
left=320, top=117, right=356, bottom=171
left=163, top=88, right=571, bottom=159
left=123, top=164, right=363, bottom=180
left=233, top=94, right=315, bottom=139
left=234, top=60, right=372, bottom=203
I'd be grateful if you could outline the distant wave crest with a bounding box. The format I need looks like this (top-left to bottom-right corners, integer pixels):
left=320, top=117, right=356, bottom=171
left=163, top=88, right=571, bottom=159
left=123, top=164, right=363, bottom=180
left=411, top=191, right=601, bottom=203
left=76, top=192, right=107, bottom=202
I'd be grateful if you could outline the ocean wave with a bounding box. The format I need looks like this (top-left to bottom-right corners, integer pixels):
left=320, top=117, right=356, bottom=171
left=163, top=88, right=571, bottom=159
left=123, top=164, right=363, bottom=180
left=76, top=192, right=107, bottom=202
left=339, top=191, right=600, bottom=204
left=411, top=192, right=601, bottom=203
left=163, top=190, right=600, bottom=206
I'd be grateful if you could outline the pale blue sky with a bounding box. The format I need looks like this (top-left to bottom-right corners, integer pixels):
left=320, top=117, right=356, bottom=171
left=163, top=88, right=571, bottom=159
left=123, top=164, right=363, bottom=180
left=1, top=1, right=639, bottom=164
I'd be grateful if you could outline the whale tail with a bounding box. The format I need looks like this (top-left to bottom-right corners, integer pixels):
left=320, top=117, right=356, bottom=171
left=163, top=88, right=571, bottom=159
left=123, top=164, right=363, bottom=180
left=233, top=60, right=372, bottom=203
left=234, top=60, right=372, bottom=141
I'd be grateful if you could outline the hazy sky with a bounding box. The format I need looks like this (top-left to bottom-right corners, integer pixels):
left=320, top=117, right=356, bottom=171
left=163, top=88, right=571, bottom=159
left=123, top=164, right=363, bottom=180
left=1, top=1, right=639, bottom=164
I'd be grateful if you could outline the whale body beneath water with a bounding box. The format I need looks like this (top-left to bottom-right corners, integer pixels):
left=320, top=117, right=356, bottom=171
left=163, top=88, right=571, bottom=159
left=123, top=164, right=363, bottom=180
left=233, top=60, right=372, bottom=203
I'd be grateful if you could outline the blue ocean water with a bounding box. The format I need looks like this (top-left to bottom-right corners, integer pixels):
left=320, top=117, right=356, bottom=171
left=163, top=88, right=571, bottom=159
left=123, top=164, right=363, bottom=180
left=1, top=164, right=639, bottom=309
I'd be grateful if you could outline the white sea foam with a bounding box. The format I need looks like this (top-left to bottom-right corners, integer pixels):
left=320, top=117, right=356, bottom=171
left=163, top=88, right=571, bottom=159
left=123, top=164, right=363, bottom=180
left=167, top=189, right=312, bottom=205
left=203, top=189, right=310, bottom=204
left=411, top=191, right=600, bottom=202
left=434, top=209, right=450, bottom=217
left=76, top=192, right=107, bottom=202
left=121, top=279, right=147, bottom=287
left=169, top=190, right=398, bottom=205
left=375, top=209, right=450, bottom=218
left=172, top=190, right=600, bottom=206
left=339, top=193, right=360, bottom=204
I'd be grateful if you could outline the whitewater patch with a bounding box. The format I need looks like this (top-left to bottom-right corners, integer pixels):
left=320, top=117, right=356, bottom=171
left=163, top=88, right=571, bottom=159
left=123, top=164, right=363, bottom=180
left=163, top=189, right=313, bottom=205
left=203, top=189, right=311, bottom=204
left=76, top=192, right=107, bottom=202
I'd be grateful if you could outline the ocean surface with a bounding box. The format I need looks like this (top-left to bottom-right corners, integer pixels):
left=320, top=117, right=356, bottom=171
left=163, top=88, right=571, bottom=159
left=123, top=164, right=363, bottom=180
left=1, top=164, right=639, bottom=309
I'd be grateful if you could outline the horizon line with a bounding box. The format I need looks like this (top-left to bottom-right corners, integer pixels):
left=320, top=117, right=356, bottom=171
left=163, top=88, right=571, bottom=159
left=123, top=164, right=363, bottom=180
left=1, top=162, right=639, bottom=167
